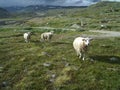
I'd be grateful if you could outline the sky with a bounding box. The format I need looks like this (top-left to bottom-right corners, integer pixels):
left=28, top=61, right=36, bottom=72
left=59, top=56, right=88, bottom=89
left=0, top=0, right=119, bottom=7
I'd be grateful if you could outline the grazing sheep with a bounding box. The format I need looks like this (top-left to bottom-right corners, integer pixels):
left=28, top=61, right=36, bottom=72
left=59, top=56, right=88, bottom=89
left=41, top=31, right=54, bottom=41
left=23, top=32, right=32, bottom=43
left=73, top=37, right=92, bottom=60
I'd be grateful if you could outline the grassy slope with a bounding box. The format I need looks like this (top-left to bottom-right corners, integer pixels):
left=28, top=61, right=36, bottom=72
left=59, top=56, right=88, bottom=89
left=1, top=2, right=120, bottom=31
left=0, top=28, right=120, bottom=90
left=25, top=2, right=120, bottom=31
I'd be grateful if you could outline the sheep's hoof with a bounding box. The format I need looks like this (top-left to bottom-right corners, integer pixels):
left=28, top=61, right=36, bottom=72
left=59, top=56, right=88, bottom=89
left=82, top=58, right=85, bottom=61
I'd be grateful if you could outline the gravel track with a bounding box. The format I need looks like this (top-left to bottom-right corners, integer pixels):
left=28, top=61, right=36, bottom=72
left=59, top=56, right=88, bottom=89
left=87, top=30, right=120, bottom=39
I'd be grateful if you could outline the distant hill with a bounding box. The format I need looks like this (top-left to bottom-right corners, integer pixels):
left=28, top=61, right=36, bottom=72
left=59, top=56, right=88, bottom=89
left=21, top=5, right=87, bottom=12
left=90, top=1, right=120, bottom=8
left=4, top=5, right=87, bottom=18
left=5, top=5, right=87, bottom=13
left=89, top=1, right=120, bottom=11
left=76, top=1, right=120, bottom=19
left=0, top=7, right=10, bottom=18
left=5, top=6, right=25, bottom=12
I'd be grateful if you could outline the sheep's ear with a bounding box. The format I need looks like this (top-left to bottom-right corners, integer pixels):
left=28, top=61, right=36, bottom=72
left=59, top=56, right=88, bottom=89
left=51, top=31, right=54, bottom=33
left=82, top=38, right=85, bottom=41
left=89, top=38, right=93, bottom=41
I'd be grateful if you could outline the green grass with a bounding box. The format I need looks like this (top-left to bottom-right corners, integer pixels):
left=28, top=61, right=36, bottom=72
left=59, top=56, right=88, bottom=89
left=0, top=28, right=120, bottom=90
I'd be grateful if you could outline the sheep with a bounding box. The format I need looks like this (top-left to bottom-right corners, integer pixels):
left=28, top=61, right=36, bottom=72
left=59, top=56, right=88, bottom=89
left=73, top=37, right=92, bottom=60
left=40, top=31, right=54, bottom=41
left=23, top=32, right=32, bottom=43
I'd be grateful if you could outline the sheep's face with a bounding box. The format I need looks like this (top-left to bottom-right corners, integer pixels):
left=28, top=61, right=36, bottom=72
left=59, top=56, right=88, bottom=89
left=27, top=32, right=32, bottom=35
left=82, top=38, right=92, bottom=46
left=50, top=31, right=54, bottom=34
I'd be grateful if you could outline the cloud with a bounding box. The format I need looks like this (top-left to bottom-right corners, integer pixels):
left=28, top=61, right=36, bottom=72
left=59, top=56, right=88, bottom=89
left=0, top=0, right=44, bottom=7
left=0, top=0, right=100, bottom=7
left=40, top=0, right=100, bottom=6
left=101, top=0, right=120, bottom=1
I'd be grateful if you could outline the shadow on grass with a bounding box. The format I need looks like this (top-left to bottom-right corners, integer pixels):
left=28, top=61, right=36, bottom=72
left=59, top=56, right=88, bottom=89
left=32, top=40, right=41, bottom=43
left=90, top=55, right=120, bottom=64
left=51, top=41, right=71, bottom=45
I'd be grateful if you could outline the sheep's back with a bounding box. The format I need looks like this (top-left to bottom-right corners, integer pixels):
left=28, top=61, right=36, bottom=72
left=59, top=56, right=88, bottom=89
left=73, top=37, right=82, bottom=48
left=24, top=33, right=28, bottom=39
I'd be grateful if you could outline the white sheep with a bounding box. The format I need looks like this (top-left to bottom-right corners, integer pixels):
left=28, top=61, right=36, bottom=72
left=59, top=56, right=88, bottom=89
left=40, top=31, right=54, bottom=41
left=23, top=32, right=32, bottom=43
left=73, top=37, right=92, bottom=60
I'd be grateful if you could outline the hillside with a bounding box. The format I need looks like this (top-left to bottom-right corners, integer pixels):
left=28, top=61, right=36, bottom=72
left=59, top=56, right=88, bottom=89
left=0, top=7, right=10, bottom=18
left=23, top=1, right=120, bottom=31
left=89, top=1, right=120, bottom=9
left=2, top=1, right=120, bottom=31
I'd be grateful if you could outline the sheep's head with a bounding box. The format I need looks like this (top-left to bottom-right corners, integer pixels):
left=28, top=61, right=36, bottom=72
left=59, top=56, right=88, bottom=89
left=27, top=32, right=32, bottom=35
left=50, top=31, right=54, bottom=34
left=82, top=37, right=93, bottom=47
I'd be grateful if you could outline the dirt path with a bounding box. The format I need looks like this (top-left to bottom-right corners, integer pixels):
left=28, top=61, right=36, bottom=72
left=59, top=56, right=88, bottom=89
left=32, top=27, right=120, bottom=38
left=1, top=26, right=120, bottom=39
left=88, top=30, right=120, bottom=39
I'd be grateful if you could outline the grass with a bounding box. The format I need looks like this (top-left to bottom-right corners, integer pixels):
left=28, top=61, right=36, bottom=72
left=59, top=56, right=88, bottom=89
left=0, top=28, right=120, bottom=90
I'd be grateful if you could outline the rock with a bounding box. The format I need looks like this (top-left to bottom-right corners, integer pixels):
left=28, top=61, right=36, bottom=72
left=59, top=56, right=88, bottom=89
left=90, top=58, right=94, bottom=62
left=41, top=52, right=47, bottom=55
left=49, top=74, right=56, bottom=83
left=110, top=57, right=118, bottom=61
left=50, top=78, right=54, bottom=82
left=2, top=81, right=7, bottom=87
left=43, top=63, right=51, bottom=67
left=65, top=63, right=69, bottom=67
left=71, top=24, right=81, bottom=29
left=41, top=52, right=51, bottom=57
left=51, top=74, right=56, bottom=78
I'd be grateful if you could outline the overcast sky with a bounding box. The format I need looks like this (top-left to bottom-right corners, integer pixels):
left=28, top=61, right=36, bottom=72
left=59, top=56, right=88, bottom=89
left=0, top=0, right=119, bottom=7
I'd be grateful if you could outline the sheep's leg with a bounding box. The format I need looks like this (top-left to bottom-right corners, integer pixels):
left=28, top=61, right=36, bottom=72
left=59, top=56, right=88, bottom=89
left=76, top=51, right=79, bottom=56
left=25, top=39, right=28, bottom=43
left=77, top=50, right=82, bottom=59
left=82, top=57, right=85, bottom=61
left=79, top=53, right=82, bottom=59
left=76, top=50, right=80, bottom=56
left=46, top=36, right=49, bottom=41
left=77, top=49, right=82, bottom=59
left=82, top=53, right=85, bottom=61
left=75, top=49, right=82, bottom=60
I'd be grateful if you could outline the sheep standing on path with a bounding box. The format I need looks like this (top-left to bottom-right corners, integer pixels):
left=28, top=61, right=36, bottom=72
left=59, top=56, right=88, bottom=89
left=23, top=32, right=32, bottom=43
left=73, top=37, right=92, bottom=60
left=40, top=31, right=54, bottom=41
